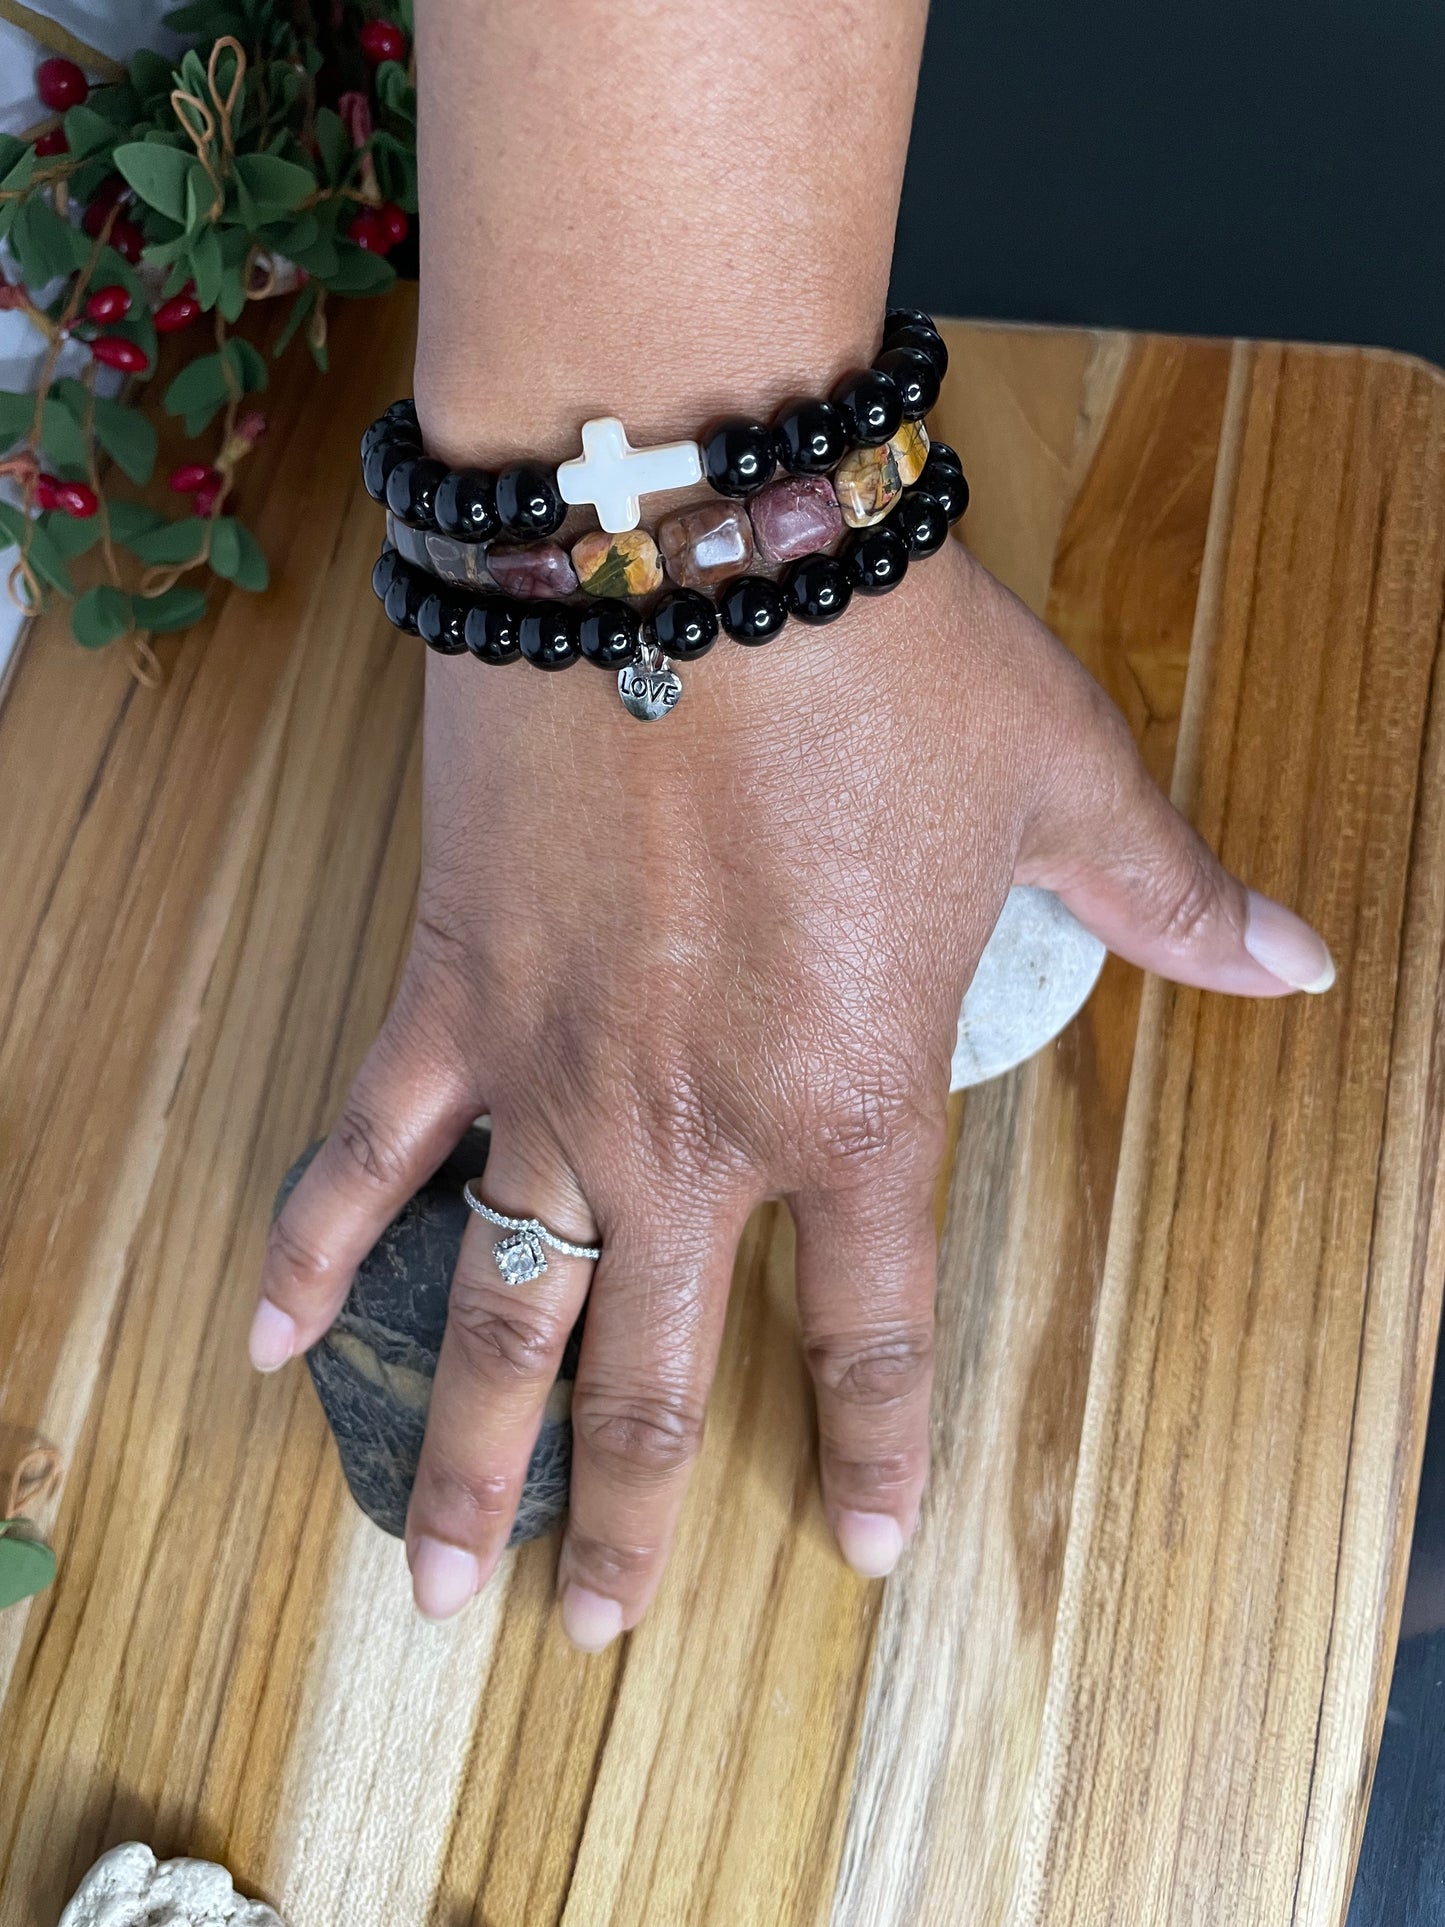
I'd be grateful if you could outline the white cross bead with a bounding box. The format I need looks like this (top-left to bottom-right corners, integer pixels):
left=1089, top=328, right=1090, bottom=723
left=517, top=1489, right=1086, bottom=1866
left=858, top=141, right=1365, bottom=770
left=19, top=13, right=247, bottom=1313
left=555, top=417, right=704, bottom=534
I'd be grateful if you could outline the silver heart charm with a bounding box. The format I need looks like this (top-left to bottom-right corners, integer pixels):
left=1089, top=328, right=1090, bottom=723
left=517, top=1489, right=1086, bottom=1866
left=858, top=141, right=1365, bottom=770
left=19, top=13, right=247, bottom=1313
left=618, top=643, right=682, bottom=721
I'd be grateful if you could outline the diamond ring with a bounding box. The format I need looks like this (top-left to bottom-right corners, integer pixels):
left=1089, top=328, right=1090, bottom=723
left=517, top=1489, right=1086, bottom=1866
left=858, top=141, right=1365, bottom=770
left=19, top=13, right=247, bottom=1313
left=462, top=1180, right=602, bottom=1287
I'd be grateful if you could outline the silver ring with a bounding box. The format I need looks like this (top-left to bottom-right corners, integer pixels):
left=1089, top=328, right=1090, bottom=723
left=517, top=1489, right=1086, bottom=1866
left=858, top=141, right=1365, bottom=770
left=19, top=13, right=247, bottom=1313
left=462, top=1179, right=601, bottom=1287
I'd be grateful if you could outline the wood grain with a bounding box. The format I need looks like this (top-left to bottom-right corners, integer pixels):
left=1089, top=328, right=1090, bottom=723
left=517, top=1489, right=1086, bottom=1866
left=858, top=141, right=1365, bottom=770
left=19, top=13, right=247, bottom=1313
left=0, top=301, right=1440, bottom=1926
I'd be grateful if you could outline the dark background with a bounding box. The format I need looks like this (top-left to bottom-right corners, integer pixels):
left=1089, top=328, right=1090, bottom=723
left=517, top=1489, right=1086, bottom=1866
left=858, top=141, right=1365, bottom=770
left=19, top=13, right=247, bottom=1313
left=892, top=0, right=1445, bottom=367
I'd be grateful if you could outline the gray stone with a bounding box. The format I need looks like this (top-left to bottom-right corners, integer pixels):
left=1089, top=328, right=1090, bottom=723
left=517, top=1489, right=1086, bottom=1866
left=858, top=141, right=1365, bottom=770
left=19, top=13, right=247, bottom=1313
left=951, top=886, right=1106, bottom=1088
left=59, top=1843, right=283, bottom=1926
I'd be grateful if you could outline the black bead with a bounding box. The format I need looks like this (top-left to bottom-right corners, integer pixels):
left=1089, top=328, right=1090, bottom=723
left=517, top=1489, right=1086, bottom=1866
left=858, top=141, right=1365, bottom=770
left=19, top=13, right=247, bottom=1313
left=924, top=438, right=962, bottom=475
left=884, top=305, right=936, bottom=338
left=773, top=399, right=848, bottom=475
left=362, top=435, right=415, bottom=503
left=844, top=524, right=910, bottom=595
left=385, top=455, right=449, bottom=529
left=918, top=458, right=970, bottom=523
left=718, top=575, right=788, bottom=645
left=785, top=553, right=853, bottom=626
left=495, top=465, right=566, bottom=539
left=382, top=562, right=427, bottom=635
left=578, top=598, right=641, bottom=668
left=831, top=369, right=904, bottom=447
left=434, top=468, right=499, bottom=541
left=889, top=491, right=950, bottom=558
left=872, top=346, right=941, bottom=421
left=701, top=418, right=777, bottom=497
left=881, top=321, right=948, bottom=381
left=649, top=590, right=719, bottom=660
left=463, top=596, right=522, bottom=664
left=371, top=546, right=402, bottom=603
left=518, top=601, right=580, bottom=669
left=416, top=588, right=471, bottom=655
left=383, top=398, right=420, bottom=431
left=361, top=417, right=412, bottom=469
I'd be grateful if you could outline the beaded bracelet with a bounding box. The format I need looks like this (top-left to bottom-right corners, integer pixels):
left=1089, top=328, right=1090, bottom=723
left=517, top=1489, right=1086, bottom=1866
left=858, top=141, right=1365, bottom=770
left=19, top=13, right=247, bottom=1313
left=362, top=309, right=967, bottom=720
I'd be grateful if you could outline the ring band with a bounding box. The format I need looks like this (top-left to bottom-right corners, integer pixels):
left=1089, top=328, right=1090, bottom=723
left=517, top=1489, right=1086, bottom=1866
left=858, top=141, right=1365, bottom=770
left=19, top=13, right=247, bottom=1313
left=462, top=1179, right=601, bottom=1286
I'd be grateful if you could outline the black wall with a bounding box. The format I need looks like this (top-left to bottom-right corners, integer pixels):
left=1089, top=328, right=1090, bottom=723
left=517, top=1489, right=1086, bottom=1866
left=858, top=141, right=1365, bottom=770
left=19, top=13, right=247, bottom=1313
left=892, top=0, right=1445, bottom=367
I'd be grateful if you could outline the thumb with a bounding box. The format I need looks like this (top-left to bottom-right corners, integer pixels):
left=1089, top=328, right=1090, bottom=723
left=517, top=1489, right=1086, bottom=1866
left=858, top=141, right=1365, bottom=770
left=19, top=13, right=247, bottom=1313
left=1020, top=696, right=1334, bottom=999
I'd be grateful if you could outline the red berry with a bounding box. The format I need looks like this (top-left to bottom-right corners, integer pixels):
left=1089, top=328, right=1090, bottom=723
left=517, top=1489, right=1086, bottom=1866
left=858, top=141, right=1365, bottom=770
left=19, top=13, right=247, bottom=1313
left=34, top=473, right=64, bottom=511
left=154, top=293, right=201, bottom=333
left=377, top=203, right=409, bottom=249
left=108, top=219, right=145, bottom=264
left=84, top=285, right=131, bottom=324
left=55, top=482, right=99, bottom=518
left=35, top=57, right=88, bottom=111
left=359, top=19, right=406, bottom=65
left=193, top=479, right=223, bottom=519
left=33, top=127, right=68, bottom=158
left=348, top=210, right=388, bottom=253
left=170, top=463, right=219, bottom=494
left=90, top=336, right=149, bottom=373
left=82, top=179, right=129, bottom=236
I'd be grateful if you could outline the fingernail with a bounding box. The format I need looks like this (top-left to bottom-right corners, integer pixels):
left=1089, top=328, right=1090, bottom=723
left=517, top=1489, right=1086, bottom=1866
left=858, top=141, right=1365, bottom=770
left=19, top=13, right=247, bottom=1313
left=1244, top=891, right=1336, bottom=994
left=561, top=1585, right=624, bottom=1653
left=835, top=1510, right=905, bottom=1579
left=410, top=1537, right=479, bottom=1620
left=248, top=1298, right=297, bottom=1373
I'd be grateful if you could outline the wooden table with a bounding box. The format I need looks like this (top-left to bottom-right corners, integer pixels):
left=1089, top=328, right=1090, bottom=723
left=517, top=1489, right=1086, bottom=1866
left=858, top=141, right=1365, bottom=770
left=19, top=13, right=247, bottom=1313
left=1, top=295, right=1443, bottom=1926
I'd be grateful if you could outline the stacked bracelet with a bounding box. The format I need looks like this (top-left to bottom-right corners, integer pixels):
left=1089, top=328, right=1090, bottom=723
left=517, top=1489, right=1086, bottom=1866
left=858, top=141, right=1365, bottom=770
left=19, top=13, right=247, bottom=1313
left=362, top=308, right=967, bottom=720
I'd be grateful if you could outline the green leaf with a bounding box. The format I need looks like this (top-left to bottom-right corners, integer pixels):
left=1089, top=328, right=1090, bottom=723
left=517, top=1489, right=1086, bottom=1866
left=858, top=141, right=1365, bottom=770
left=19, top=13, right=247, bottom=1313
left=40, top=395, right=88, bottom=474
left=272, top=280, right=317, bottom=358
left=314, top=107, right=349, bottom=187
left=225, top=338, right=269, bottom=394
left=114, top=141, right=194, bottom=222
left=326, top=243, right=396, bottom=297
left=234, top=151, right=315, bottom=215
left=375, top=61, right=414, bottom=118
left=134, top=584, right=208, bottom=633
left=84, top=80, right=142, bottom=128
left=0, top=390, right=34, bottom=448
left=0, top=504, right=76, bottom=596
left=0, top=135, right=26, bottom=178
left=107, top=500, right=166, bottom=546
left=0, top=148, right=37, bottom=195
left=217, top=264, right=247, bottom=325
left=208, top=516, right=269, bottom=590
left=43, top=509, right=102, bottom=560
left=10, top=197, right=88, bottom=284
left=162, top=352, right=230, bottom=427
left=91, top=397, right=157, bottom=484
left=128, top=47, right=176, bottom=107
left=130, top=516, right=207, bottom=566
left=189, top=224, right=224, bottom=309
left=71, top=583, right=133, bottom=649
left=0, top=1523, right=56, bottom=1611
left=62, top=105, right=114, bottom=159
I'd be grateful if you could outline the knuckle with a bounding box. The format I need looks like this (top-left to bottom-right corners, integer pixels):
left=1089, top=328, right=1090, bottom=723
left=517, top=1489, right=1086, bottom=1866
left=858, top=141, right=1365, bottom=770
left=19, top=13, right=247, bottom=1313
left=416, top=1451, right=514, bottom=1531
left=811, top=1063, right=944, bottom=1182
left=331, top=1104, right=412, bottom=1190
left=821, top=1447, right=925, bottom=1504
left=564, top=1529, right=657, bottom=1588
left=264, top=1211, right=334, bottom=1296
left=573, top=1386, right=705, bottom=1481
left=1144, top=845, right=1227, bottom=948
left=447, top=1278, right=561, bottom=1381
left=807, top=1325, right=935, bottom=1409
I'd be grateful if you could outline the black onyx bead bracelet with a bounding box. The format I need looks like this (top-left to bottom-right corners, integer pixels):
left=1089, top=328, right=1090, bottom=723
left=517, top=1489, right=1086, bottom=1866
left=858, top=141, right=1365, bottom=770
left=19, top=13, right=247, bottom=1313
left=363, top=310, right=967, bottom=720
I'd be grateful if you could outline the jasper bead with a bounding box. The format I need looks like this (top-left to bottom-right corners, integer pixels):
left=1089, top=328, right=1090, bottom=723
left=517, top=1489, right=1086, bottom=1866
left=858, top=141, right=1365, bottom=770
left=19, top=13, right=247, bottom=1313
left=650, top=590, right=719, bottom=660
left=774, top=399, right=848, bottom=474
left=578, top=598, right=642, bottom=667
left=749, top=473, right=844, bottom=564
left=890, top=491, right=950, bottom=557
left=882, top=321, right=948, bottom=380
left=463, top=597, right=522, bottom=664
left=518, top=602, right=581, bottom=669
left=701, top=418, right=777, bottom=497
left=918, top=455, right=970, bottom=522
left=785, top=554, right=853, bottom=625
left=873, top=346, right=941, bottom=421
left=890, top=421, right=930, bottom=487
left=844, top=524, right=910, bottom=595
left=571, top=528, right=663, bottom=598
left=416, top=589, right=471, bottom=654
left=495, top=465, right=566, bottom=539
left=363, top=435, right=416, bottom=503
left=435, top=469, right=499, bottom=541
left=486, top=542, right=579, bottom=600
left=425, top=530, right=493, bottom=588
left=834, top=441, right=905, bottom=528
left=831, top=369, right=904, bottom=447
left=657, top=502, right=754, bottom=591
left=385, top=455, right=448, bottom=529
left=719, top=575, right=789, bottom=645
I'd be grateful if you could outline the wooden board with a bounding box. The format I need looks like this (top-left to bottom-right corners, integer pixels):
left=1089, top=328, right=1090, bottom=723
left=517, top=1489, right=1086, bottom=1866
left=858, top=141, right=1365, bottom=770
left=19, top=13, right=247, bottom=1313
left=0, top=296, right=1443, bottom=1926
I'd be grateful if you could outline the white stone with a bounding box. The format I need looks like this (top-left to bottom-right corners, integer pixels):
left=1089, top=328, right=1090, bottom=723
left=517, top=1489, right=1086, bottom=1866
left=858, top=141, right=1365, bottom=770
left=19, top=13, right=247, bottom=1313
left=59, top=1843, right=285, bottom=1927
left=555, top=417, right=703, bottom=533
left=951, top=887, right=1106, bottom=1089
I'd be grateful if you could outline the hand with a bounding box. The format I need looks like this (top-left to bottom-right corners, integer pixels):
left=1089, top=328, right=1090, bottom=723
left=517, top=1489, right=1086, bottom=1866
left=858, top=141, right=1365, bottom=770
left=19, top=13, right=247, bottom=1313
left=250, top=537, right=1332, bottom=1648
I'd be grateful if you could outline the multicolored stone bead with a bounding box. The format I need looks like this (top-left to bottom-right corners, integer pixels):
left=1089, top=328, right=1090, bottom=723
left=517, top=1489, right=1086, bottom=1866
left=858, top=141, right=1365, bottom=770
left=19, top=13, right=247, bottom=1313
left=656, top=502, right=754, bottom=591
left=426, top=530, right=493, bottom=589
left=834, top=441, right=905, bottom=528
left=749, top=473, right=844, bottom=564
left=571, top=528, right=664, bottom=599
left=889, top=420, right=930, bottom=487
left=486, top=542, right=579, bottom=600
